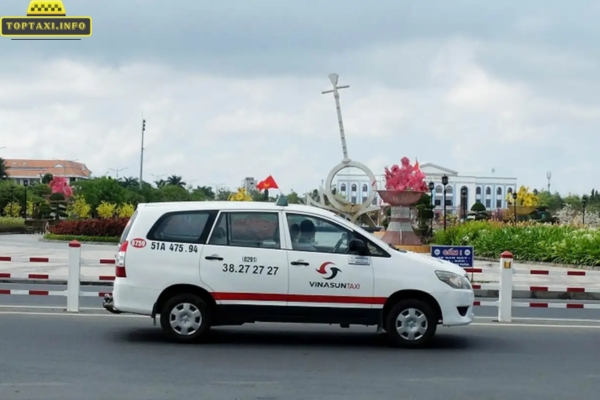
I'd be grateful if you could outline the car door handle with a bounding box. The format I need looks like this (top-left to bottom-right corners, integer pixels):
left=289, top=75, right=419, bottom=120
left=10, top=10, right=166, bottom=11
left=204, top=255, right=223, bottom=261
left=291, top=260, right=309, bottom=266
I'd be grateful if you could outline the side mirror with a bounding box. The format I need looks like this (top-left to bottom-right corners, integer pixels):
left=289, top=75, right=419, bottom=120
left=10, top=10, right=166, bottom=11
left=348, top=238, right=368, bottom=256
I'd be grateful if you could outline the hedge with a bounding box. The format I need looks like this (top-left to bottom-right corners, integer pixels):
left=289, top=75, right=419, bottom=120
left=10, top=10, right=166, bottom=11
left=43, top=234, right=120, bottom=243
left=0, top=217, right=26, bottom=233
left=49, top=218, right=129, bottom=237
left=433, top=221, right=600, bottom=266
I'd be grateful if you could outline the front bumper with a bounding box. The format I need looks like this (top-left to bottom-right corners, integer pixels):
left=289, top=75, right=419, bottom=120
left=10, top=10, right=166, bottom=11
left=434, top=289, right=475, bottom=326
left=102, top=293, right=122, bottom=314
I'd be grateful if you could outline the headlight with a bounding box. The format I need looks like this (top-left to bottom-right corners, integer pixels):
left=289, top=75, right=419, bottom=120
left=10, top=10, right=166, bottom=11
left=435, top=270, right=472, bottom=289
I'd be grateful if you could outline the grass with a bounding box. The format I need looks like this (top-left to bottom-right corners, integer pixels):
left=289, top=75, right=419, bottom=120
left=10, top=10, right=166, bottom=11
left=43, top=233, right=120, bottom=243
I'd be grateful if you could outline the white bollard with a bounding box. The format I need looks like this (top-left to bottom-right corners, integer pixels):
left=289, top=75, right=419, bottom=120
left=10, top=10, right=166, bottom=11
left=497, top=250, right=513, bottom=322
left=67, top=240, right=81, bottom=313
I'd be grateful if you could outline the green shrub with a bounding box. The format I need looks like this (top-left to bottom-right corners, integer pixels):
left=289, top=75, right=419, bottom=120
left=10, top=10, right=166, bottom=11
left=433, top=221, right=600, bottom=266
left=43, top=234, right=119, bottom=243
left=0, top=217, right=26, bottom=233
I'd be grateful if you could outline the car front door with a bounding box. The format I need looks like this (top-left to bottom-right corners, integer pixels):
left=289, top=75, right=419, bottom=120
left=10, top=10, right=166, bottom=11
left=283, top=212, right=375, bottom=323
left=200, top=210, right=288, bottom=318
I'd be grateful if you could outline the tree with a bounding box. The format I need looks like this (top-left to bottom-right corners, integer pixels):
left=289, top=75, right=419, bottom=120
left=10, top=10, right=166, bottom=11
left=471, top=201, right=486, bottom=212
left=0, top=158, right=8, bottom=180
left=71, top=177, right=127, bottom=217
left=159, top=184, right=192, bottom=201
left=167, top=175, right=186, bottom=187
left=119, top=177, right=139, bottom=188
left=191, top=186, right=215, bottom=201
left=41, top=173, right=53, bottom=184
left=536, top=190, right=563, bottom=213
left=287, top=190, right=300, bottom=204
left=215, top=187, right=232, bottom=201
left=155, top=179, right=167, bottom=189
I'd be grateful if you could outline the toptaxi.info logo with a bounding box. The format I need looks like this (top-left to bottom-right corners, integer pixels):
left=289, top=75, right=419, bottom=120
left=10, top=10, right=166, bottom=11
left=1, top=1, right=92, bottom=40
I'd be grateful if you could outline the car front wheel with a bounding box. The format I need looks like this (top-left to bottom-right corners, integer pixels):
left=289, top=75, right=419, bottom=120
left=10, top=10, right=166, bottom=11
left=160, top=294, right=211, bottom=343
left=385, top=299, right=437, bottom=348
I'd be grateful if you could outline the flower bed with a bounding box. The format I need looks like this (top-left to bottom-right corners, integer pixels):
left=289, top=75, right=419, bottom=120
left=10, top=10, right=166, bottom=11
left=434, top=221, right=600, bottom=266
left=49, top=218, right=129, bottom=237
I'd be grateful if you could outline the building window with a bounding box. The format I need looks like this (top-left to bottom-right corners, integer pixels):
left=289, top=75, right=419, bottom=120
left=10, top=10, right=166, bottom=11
left=445, top=186, right=453, bottom=195
left=362, top=184, right=368, bottom=192
left=486, top=199, right=491, bottom=208
left=340, top=184, right=346, bottom=192
left=445, top=199, right=453, bottom=206
left=486, top=187, right=491, bottom=195
left=351, top=184, right=357, bottom=192
left=496, top=199, right=502, bottom=209
left=496, top=187, right=502, bottom=196
left=507, top=187, right=513, bottom=194
left=435, top=185, right=443, bottom=193
left=476, top=187, right=482, bottom=195
left=434, top=199, right=441, bottom=206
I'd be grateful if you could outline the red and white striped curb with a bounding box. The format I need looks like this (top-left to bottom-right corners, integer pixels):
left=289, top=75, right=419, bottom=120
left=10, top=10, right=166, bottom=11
left=474, top=300, right=600, bottom=309
left=0, top=256, right=115, bottom=265
left=465, top=268, right=595, bottom=276
left=0, top=290, right=111, bottom=297
left=0, top=273, right=115, bottom=281
left=472, top=284, right=600, bottom=293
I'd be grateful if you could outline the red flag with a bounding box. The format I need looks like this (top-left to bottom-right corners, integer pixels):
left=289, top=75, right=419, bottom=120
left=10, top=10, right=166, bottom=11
left=256, top=175, right=278, bottom=190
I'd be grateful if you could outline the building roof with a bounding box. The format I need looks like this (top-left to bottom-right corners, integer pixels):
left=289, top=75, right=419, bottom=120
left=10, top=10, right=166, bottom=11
left=3, top=159, right=91, bottom=178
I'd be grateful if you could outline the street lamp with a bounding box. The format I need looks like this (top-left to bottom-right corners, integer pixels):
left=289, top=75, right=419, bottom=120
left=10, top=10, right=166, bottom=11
left=428, top=181, right=435, bottom=238
left=442, top=175, right=449, bottom=230
left=23, top=180, right=29, bottom=219
left=461, top=187, right=468, bottom=223
left=512, top=192, right=518, bottom=225
left=582, top=195, right=588, bottom=225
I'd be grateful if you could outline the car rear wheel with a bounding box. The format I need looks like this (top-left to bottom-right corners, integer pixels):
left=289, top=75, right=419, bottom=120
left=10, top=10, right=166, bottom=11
left=160, top=294, right=211, bottom=343
left=385, top=299, right=437, bottom=348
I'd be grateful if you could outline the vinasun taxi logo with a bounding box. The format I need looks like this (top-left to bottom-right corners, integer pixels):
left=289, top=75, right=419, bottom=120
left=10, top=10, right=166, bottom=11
left=1, top=1, right=92, bottom=38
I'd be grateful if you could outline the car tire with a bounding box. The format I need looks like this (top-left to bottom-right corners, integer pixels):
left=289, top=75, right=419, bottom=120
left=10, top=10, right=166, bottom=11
left=160, top=293, right=211, bottom=343
left=385, top=299, right=437, bottom=348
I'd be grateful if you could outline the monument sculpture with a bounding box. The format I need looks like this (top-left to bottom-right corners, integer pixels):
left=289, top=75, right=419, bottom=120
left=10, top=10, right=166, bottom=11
left=305, top=74, right=380, bottom=227
left=377, top=157, right=427, bottom=246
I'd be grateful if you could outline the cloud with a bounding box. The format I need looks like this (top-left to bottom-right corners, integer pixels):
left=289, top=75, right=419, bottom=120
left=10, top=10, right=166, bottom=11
left=0, top=0, right=598, bottom=197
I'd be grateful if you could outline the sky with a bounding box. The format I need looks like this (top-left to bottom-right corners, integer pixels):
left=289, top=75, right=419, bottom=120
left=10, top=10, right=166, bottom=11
left=0, top=0, right=598, bottom=195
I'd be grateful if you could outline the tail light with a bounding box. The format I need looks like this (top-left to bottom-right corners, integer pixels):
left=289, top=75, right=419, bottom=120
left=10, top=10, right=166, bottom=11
left=116, top=240, right=128, bottom=278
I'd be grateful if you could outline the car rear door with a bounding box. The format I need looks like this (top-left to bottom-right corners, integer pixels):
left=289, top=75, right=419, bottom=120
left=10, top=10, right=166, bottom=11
left=199, top=210, right=289, bottom=316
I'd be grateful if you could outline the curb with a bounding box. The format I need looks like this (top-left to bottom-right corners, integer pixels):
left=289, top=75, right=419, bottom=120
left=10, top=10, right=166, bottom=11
left=474, top=257, right=600, bottom=271
left=39, top=238, right=118, bottom=246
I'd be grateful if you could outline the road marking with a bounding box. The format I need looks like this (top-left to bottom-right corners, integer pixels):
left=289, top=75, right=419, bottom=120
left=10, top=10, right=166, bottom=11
left=472, top=322, right=600, bottom=329
left=0, top=382, right=68, bottom=387
left=0, top=311, right=146, bottom=318
left=0, top=305, right=105, bottom=310
left=475, top=316, right=600, bottom=323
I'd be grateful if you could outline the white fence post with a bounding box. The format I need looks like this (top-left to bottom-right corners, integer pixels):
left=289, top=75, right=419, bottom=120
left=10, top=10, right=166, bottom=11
left=498, top=250, right=513, bottom=322
left=67, top=240, right=81, bottom=313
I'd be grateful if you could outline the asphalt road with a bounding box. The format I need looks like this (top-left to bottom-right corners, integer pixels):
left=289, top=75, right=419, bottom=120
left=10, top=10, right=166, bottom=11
left=0, top=312, right=599, bottom=400
left=3, top=282, right=600, bottom=321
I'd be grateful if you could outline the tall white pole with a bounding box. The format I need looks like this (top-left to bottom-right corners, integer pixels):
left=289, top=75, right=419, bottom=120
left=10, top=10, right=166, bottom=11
left=322, top=73, right=350, bottom=163
left=139, top=119, right=146, bottom=189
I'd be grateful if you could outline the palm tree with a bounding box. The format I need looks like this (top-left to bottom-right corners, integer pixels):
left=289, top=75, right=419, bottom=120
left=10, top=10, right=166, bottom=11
left=0, top=158, right=8, bottom=180
left=167, top=175, right=186, bottom=188
left=155, top=179, right=167, bottom=189
left=119, top=177, right=139, bottom=188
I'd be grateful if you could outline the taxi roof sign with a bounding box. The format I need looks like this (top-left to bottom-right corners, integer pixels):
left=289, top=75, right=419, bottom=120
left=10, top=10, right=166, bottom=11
left=275, top=195, right=288, bottom=207
left=27, top=1, right=66, bottom=16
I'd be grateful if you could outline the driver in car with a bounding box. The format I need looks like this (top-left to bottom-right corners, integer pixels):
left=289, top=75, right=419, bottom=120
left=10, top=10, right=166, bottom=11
left=293, top=219, right=317, bottom=251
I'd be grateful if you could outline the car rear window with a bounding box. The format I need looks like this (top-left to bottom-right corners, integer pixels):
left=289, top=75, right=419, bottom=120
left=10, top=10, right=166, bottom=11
left=147, top=210, right=217, bottom=244
left=119, top=209, right=139, bottom=244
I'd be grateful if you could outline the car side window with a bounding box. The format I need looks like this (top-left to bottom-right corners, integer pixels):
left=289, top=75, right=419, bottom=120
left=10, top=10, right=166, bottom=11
left=208, top=211, right=281, bottom=249
left=147, top=211, right=216, bottom=244
left=286, top=213, right=353, bottom=254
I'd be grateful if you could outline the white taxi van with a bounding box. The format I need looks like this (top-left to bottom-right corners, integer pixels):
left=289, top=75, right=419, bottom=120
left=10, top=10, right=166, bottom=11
left=104, top=197, right=474, bottom=348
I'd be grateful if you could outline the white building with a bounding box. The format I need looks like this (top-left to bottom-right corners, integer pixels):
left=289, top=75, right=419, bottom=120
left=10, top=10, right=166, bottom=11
left=420, top=163, right=517, bottom=213
left=331, top=163, right=517, bottom=213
